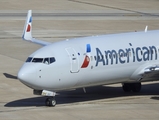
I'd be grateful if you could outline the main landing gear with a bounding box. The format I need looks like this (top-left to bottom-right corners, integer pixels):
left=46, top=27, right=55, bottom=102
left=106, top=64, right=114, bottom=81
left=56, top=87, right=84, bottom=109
left=122, top=82, right=141, bottom=92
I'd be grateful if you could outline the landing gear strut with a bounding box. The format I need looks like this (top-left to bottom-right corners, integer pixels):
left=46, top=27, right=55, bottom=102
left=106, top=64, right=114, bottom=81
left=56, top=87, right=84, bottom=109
left=122, top=83, right=141, bottom=92
left=45, top=97, right=56, bottom=107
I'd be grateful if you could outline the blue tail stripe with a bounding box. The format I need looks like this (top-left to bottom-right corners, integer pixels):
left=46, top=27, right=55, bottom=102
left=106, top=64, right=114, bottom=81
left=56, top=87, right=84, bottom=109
left=29, top=16, right=32, bottom=23
left=86, top=44, right=91, bottom=52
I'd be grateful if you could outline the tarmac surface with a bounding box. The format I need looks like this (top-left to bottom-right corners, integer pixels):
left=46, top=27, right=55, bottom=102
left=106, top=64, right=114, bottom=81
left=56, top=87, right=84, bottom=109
left=0, top=0, right=159, bottom=120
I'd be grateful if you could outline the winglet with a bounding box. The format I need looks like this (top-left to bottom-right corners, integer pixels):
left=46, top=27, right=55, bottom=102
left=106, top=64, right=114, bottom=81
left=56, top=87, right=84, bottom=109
left=22, top=10, right=32, bottom=41
left=21, top=10, right=51, bottom=46
left=145, top=25, right=148, bottom=32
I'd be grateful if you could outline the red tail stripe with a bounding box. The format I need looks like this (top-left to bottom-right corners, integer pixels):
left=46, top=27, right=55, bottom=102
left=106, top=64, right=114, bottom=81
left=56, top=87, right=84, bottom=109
left=26, top=24, right=31, bottom=32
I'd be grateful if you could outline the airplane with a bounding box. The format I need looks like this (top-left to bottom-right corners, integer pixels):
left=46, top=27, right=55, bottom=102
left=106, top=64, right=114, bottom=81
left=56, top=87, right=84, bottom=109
left=18, top=10, right=159, bottom=107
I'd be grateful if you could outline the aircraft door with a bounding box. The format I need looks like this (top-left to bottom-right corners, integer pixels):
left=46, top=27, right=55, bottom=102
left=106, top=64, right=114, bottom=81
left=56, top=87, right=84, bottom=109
left=66, top=48, right=79, bottom=73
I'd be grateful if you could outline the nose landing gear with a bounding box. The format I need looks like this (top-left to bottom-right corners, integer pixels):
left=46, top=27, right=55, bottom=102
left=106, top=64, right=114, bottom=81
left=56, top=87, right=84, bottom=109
left=45, top=97, right=56, bottom=107
left=41, top=90, right=56, bottom=107
left=34, top=89, right=57, bottom=107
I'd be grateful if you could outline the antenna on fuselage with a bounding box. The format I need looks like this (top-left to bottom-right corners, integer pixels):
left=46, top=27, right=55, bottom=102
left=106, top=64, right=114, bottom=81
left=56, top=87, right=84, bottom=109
left=83, top=88, right=86, bottom=93
left=145, top=25, right=148, bottom=32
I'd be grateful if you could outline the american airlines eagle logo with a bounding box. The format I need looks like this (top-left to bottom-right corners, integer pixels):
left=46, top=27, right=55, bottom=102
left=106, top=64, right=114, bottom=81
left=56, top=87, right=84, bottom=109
left=81, top=44, right=91, bottom=68
left=26, top=16, right=32, bottom=32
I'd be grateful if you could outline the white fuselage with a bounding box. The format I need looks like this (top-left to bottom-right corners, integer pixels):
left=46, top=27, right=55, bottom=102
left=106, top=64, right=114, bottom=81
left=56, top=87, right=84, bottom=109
left=18, top=30, right=159, bottom=91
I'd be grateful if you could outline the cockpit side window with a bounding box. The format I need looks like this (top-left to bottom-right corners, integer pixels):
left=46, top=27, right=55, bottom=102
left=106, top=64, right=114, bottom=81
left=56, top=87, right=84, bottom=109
left=26, top=57, right=33, bottom=62
left=50, top=57, right=56, bottom=64
left=32, top=58, right=43, bottom=63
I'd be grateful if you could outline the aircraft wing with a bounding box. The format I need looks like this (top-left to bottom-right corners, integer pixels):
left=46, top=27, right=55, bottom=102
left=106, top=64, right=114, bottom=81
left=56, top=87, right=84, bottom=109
left=22, top=10, right=51, bottom=46
left=143, top=65, right=159, bottom=79
left=131, top=64, right=159, bottom=81
left=144, top=65, right=159, bottom=73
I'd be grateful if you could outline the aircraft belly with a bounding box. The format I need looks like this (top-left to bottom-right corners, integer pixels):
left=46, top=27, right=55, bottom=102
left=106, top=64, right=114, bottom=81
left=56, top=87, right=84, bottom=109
left=75, top=67, right=132, bottom=88
left=75, top=60, right=149, bottom=87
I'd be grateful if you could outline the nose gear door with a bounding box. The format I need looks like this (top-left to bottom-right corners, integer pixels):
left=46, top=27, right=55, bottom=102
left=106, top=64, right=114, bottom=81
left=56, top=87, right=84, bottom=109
left=65, top=47, right=79, bottom=73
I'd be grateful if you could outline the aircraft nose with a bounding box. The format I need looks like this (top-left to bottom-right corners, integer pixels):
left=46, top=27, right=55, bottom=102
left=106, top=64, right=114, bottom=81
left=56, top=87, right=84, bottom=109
left=18, top=64, right=36, bottom=87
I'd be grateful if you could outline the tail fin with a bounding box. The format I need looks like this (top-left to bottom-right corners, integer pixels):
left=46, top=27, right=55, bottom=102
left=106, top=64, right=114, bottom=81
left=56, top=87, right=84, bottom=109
left=22, top=10, right=32, bottom=41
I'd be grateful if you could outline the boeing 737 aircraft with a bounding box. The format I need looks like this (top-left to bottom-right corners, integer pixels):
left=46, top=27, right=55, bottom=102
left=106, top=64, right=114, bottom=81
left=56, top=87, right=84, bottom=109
left=18, top=10, right=159, bottom=106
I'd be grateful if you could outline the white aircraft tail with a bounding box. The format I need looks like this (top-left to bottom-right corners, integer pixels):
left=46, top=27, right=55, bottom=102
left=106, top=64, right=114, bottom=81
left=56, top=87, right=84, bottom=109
left=22, top=10, right=32, bottom=41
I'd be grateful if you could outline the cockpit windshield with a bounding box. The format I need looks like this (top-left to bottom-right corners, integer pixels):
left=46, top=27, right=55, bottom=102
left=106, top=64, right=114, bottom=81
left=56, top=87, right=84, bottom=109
left=26, top=57, right=56, bottom=65
left=32, top=58, right=43, bottom=63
